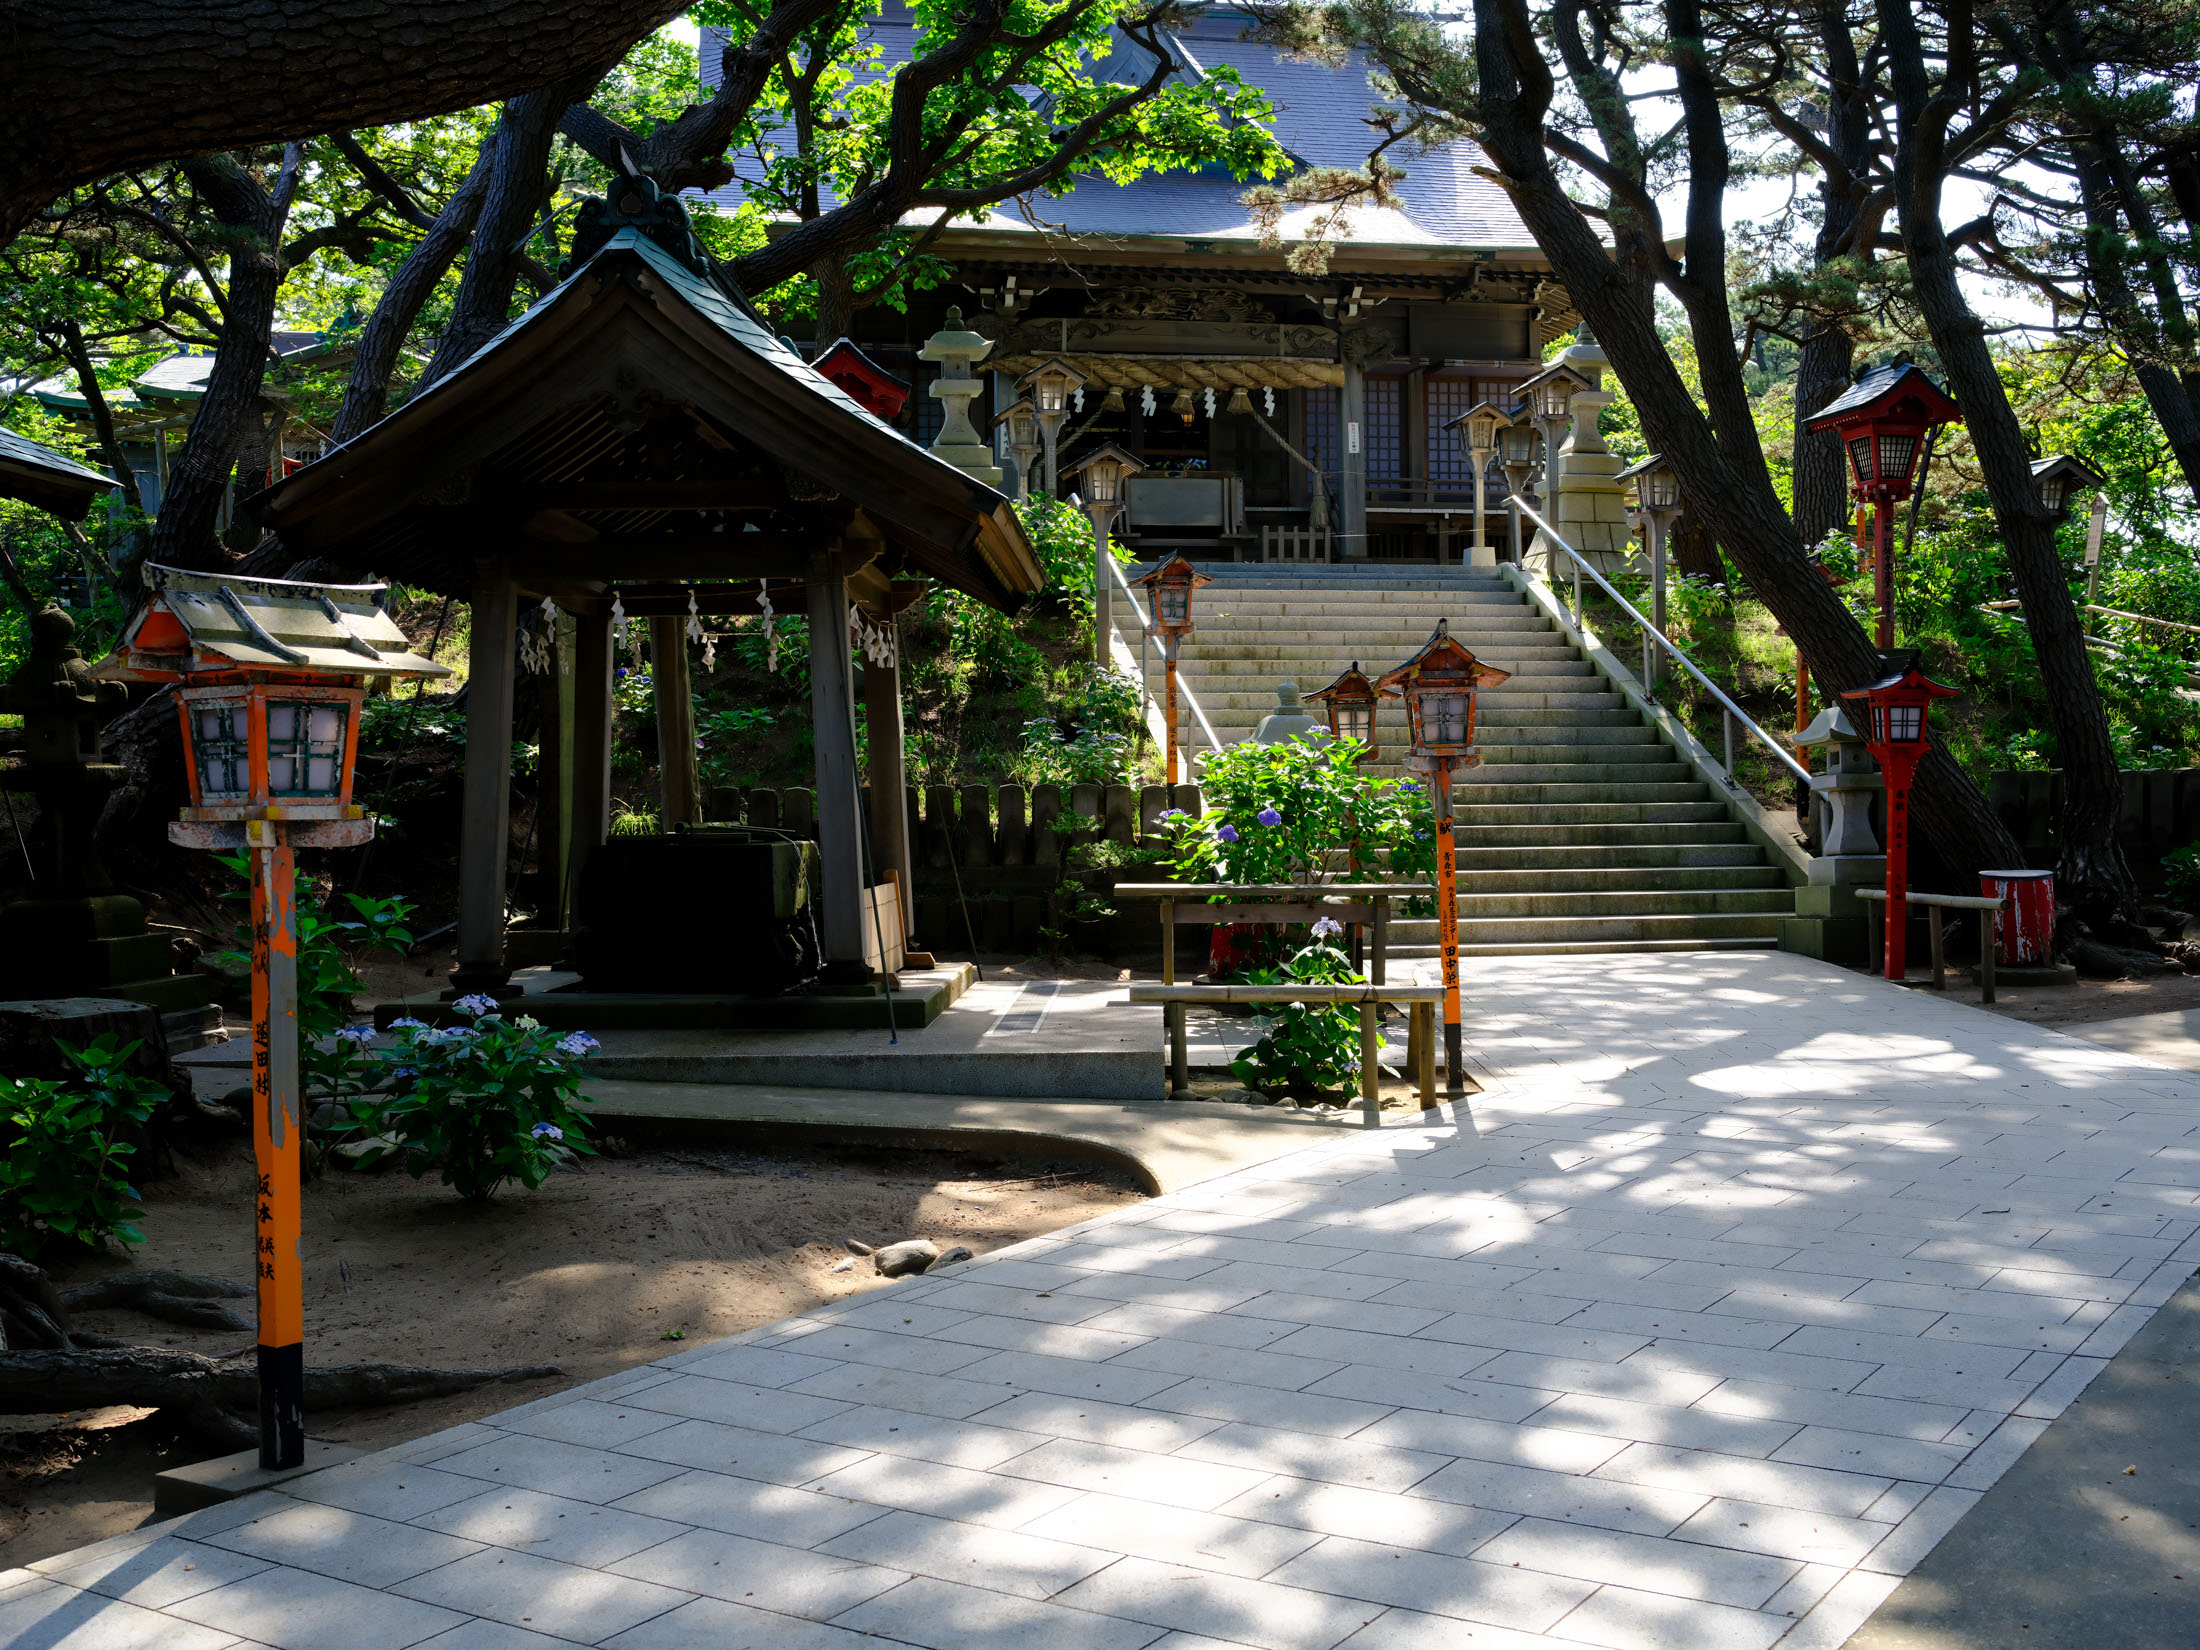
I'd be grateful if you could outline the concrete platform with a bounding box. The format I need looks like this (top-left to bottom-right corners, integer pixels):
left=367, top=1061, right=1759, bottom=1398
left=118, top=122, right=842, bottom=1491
left=369, top=963, right=977, bottom=1032
left=189, top=973, right=1172, bottom=1102
left=583, top=1080, right=1445, bottom=1194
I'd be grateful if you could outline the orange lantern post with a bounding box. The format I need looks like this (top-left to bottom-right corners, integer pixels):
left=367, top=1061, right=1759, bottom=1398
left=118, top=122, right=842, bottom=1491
left=93, top=566, right=447, bottom=1467
left=1842, top=656, right=1958, bottom=983
left=1807, top=364, right=1962, bottom=648
left=1133, top=551, right=1210, bottom=784
left=1306, top=662, right=1381, bottom=761
left=1378, top=620, right=1510, bottom=1100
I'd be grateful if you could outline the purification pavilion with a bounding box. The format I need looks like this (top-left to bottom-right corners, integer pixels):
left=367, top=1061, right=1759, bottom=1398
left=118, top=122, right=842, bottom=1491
left=252, top=185, right=1041, bottom=997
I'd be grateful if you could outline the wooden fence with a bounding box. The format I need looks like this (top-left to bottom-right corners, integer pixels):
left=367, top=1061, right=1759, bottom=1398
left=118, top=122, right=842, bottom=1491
left=1987, top=768, right=2200, bottom=868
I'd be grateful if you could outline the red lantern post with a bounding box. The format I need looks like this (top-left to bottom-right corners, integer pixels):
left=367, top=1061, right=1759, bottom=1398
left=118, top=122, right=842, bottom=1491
left=1807, top=364, right=1962, bottom=648
left=93, top=566, right=447, bottom=1468
left=1378, top=620, right=1510, bottom=1100
left=1133, top=552, right=1210, bottom=784
left=1842, top=657, right=1959, bottom=982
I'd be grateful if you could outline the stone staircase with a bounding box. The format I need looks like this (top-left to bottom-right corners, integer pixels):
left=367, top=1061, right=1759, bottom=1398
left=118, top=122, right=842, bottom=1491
left=1150, top=563, right=1794, bottom=956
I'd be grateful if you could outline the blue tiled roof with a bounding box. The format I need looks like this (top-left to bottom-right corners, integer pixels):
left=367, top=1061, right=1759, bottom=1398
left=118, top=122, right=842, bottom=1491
left=695, top=4, right=1534, bottom=252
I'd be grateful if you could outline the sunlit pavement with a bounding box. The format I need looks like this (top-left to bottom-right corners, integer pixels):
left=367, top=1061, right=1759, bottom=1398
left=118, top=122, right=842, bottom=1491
left=11, top=951, right=2197, bottom=1650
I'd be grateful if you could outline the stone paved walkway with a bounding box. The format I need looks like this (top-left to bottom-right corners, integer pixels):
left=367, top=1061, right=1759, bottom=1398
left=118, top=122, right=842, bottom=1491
left=10, top=952, right=2200, bottom=1650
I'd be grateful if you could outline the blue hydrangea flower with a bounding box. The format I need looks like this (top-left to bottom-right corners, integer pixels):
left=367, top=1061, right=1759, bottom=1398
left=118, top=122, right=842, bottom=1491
left=451, top=993, right=501, bottom=1018
left=1256, top=807, right=1283, bottom=827
left=1311, top=916, right=1343, bottom=939
left=389, top=1017, right=427, bottom=1031
left=1214, top=824, right=1239, bottom=844
left=556, top=1032, right=601, bottom=1058
left=531, top=1122, right=564, bottom=1141
left=334, top=1025, right=377, bottom=1044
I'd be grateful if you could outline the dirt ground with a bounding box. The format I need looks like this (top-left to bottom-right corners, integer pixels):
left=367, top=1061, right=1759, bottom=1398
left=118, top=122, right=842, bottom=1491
left=1971, top=966, right=2200, bottom=1029
left=1, top=1132, right=1144, bottom=1571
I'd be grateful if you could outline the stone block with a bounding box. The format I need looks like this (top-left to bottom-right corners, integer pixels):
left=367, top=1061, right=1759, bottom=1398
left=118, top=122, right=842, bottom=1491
left=152, top=1440, right=363, bottom=1519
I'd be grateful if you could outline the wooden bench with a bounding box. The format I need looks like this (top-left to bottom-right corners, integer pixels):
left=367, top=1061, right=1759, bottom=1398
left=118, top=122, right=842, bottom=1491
left=1855, top=888, right=2009, bottom=1002
left=1127, top=982, right=1446, bottom=1124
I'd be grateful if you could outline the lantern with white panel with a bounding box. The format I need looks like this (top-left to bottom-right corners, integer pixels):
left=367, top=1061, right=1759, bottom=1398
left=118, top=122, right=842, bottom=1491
left=92, top=566, right=447, bottom=1472
left=1065, top=442, right=1147, bottom=669
left=1016, top=357, right=1087, bottom=495
left=1306, top=662, right=1381, bottom=761
left=1130, top=550, right=1211, bottom=784
left=1443, top=401, right=1511, bottom=569
left=1806, top=364, right=1962, bottom=647
left=1840, top=655, right=1959, bottom=985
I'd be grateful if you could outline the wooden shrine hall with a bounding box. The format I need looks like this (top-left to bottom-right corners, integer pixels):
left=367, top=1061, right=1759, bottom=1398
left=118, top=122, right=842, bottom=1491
left=254, top=188, right=1042, bottom=999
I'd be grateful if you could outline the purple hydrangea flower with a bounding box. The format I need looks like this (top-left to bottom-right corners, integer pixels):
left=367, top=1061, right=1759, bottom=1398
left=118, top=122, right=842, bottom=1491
left=1310, top=916, right=1343, bottom=939
left=1256, top=807, right=1283, bottom=827
left=531, top=1122, right=564, bottom=1141
left=334, top=1025, right=377, bottom=1044
left=556, top=1032, right=601, bottom=1058
left=388, top=1017, right=427, bottom=1031
left=1214, top=824, right=1240, bottom=844
left=451, top=993, right=501, bottom=1018
left=1158, top=809, right=1185, bottom=822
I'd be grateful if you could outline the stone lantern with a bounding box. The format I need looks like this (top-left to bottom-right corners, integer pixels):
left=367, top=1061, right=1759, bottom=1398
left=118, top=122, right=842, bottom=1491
left=1252, top=681, right=1323, bottom=744
left=1017, top=357, right=1087, bottom=495
left=0, top=608, right=214, bottom=1018
left=917, top=307, right=1003, bottom=487
left=1444, top=401, right=1511, bottom=568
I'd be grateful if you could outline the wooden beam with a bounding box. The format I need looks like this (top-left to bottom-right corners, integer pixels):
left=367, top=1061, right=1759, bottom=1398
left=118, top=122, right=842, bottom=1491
left=516, top=539, right=821, bottom=581
left=499, top=480, right=790, bottom=510
left=455, top=568, right=518, bottom=991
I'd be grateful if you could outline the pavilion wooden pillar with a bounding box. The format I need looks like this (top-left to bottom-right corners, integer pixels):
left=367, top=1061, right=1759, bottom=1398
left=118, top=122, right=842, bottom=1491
left=567, top=606, right=614, bottom=914
left=535, top=610, right=577, bottom=933
left=863, top=618, right=915, bottom=940
left=1341, top=356, right=1369, bottom=559
left=455, top=565, right=517, bottom=992
left=808, top=555, right=870, bottom=980
left=650, top=615, right=699, bottom=829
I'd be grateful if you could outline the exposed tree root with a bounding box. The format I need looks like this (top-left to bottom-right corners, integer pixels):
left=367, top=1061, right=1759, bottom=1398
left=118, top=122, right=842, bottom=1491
left=0, top=1255, right=561, bottom=1447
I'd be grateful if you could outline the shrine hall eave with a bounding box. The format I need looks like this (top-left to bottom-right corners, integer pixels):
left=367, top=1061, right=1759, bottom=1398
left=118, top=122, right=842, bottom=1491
left=0, top=425, right=117, bottom=521
left=251, top=229, right=1043, bottom=613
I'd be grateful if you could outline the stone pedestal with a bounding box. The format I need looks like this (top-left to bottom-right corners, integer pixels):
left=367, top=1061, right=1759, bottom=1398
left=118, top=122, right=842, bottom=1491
left=1252, top=681, right=1323, bottom=744
left=1530, top=389, right=1634, bottom=576
left=0, top=609, right=212, bottom=1025
left=1779, top=854, right=1886, bottom=966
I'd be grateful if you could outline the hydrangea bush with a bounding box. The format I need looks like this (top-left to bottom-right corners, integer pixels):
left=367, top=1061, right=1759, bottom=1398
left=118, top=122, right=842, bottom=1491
left=1168, top=735, right=1434, bottom=888
left=1228, top=928, right=1386, bottom=1100
left=346, top=997, right=599, bottom=1200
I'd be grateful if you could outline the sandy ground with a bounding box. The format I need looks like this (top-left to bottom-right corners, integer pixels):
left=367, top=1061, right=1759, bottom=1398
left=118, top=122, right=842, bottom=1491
left=1972, top=966, right=2200, bottom=1029
left=0, top=1131, right=1144, bottom=1570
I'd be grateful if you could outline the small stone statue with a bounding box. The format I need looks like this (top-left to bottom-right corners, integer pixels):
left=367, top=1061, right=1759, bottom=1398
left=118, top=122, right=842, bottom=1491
left=1252, top=680, right=1324, bottom=744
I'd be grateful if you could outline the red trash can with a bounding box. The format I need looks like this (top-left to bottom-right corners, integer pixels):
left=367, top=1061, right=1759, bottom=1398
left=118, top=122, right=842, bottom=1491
left=1980, top=869, right=2054, bottom=964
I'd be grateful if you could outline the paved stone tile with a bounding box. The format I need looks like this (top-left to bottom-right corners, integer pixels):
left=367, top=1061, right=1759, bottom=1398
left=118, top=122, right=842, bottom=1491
left=996, top=1436, right=1272, bottom=1510
left=787, top=1360, right=1029, bottom=1419
left=973, top=1390, right=1225, bottom=1452
left=954, top=1347, right=1189, bottom=1403
left=934, top=1313, right=1153, bottom=1360
left=1409, top=1458, right=1708, bottom=1536
left=817, top=1507, right=1113, bottom=1598
left=393, top=1546, right=688, bottom=1640
left=1268, top=1534, right=1596, bottom=1629
left=205, top=1502, right=482, bottom=1587
left=798, top=1400, right=1051, bottom=1467
left=1175, top=1420, right=1449, bottom=1494
left=608, top=1467, right=886, bottom=1545
left=1024, top=1489, right=1323, bottom=1577
left=415, top=1486, right=691, bottom=1566
left=1052, top=1554, right=1386, bottom=1650
left=1770, top=1423, right=1968, bottom=1483
left=1670, top=1496, right=1888, bottom=1567
left=832, top=1574, right=1166, bottom=1650
left=1137, top=1374, right=1398, bottom=1437
left=1593, top=1442, right=1890, bottom=1518
left=1547, top=1581, right=1789, bottom=1650
left=618, top=1372, right=857, bottom=1432
left=1524, top=1393, right=1801, bottom=1458
left=1358, top=1409, right=1627, bottom=1474
left=597, top=1594, right=880, bottom=1647
left=494, top=1396, right=685, bottom=1449
left=605, top=1526, right=905, bottom=1618
left=434, top=1433, right=684, bottom=1503
left=169, top=1564, right=469, bottom=1650
left=0, top=1581, right=243, bottom=1650
left=670, top=1342, right=846, bottom=1388
left=411, top=1619, right=577, bottom=1650
left=807, top=1449, right=1084, bottom=1529
left=40, top=1534, right=271, bottom=1608
left=277, top=1462, right=490, bottom=1522
left=612, top=1417, right=875, bottom=1485
left=1217, top=1474, right=1515, bottom=1557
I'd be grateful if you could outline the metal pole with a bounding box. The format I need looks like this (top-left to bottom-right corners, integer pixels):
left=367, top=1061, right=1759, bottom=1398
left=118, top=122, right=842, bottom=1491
left=1434, top=762, right=1464, bottom=1102
left=1649, top=512, right=1668, bottom=688
left=1092, top=510, right=1111, bottom=667
left=249, top=820, right=305, bottom=1469
left=1507, top=492, right=1523, bottom=566
left=1470, top=458, right=1486, bottom=568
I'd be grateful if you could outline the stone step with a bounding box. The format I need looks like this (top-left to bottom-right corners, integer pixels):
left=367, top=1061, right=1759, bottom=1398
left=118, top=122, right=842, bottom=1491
left=1448, top=781, right=1710, bottom=806
left=1451, top=865, right=1788, bottom=894
left=1451, top=800, right=1733, bottom=826
left=1393, top=911, right=1788, bottom=949
left=1398, top=887, right=1793, bottom=922
left=1179, top=649, right=1580, bottom=671
left=1468, top=737, right=1667, bottom=760
left=1452, top=820, right=1750, bottom=846
left=1450, top=761, right=1689, bottom=785
left=1448, top=936, right=1778, bottom=957
left=1474, top=709, right=1645, bottom=729
left=1450, top=843, right=1768, bottom=870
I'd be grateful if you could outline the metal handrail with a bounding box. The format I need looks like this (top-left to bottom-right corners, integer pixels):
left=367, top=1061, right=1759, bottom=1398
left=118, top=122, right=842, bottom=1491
left=1512, top=498, right=1811, bottom=788
left=1107, top=553, right=1224, bottom=759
